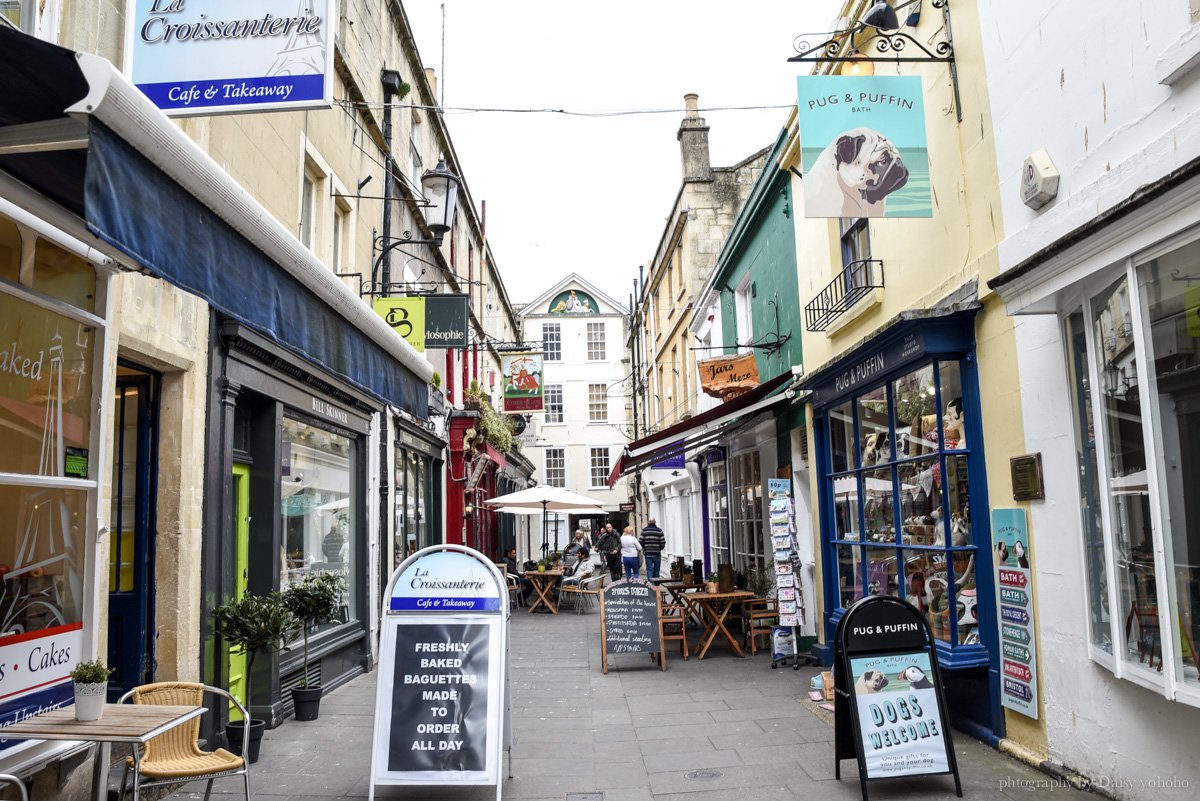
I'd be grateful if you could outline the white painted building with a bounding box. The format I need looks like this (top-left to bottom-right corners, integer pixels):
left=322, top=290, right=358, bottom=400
left=982, top=0, right=1200, bottom=794
left=519, top=276, right=632, bottom=548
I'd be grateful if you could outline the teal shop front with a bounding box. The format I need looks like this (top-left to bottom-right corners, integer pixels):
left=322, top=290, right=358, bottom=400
left=802, top=309, right=1003, bottom=743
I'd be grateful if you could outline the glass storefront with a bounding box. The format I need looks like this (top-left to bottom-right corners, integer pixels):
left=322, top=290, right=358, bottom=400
left=280, top=417, right=356, bottom=632
left=707, top=458, right=731, bottom=566
left=732, top=452, right=765, bottom=570
left=1066, top=237, right=1200, bottom=698
left=393, top=445, right=432, bottom=569
left=0, top=212, right=105, bottom=753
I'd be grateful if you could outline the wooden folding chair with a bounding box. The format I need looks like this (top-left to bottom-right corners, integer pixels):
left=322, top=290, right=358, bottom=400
left=661, top=596, right=689, bottom=660
left=743, top=597, right=778, bottom=656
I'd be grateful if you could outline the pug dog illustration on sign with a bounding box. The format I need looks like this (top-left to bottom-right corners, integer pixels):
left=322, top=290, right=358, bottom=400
left=796, top=75, right=932, bottom=218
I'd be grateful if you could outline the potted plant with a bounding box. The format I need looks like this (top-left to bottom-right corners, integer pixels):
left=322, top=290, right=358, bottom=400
left=705, top=573, right=720, bottom=594
left=282, top=573, right=346, bottom=721
left=213, top=592, right=296, bottom=763
left=70, top=659, right=112, bottom=721
left=536, top=559, right=548, bottom=573
left=746, top=564, right=777, bottom=598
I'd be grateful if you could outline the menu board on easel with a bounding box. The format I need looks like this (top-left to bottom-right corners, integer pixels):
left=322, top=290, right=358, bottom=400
left=599, top=578, right=665, bottom=674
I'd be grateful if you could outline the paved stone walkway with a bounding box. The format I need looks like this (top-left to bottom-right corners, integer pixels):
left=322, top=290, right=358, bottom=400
left=172, top=603, right=1091, bottom=801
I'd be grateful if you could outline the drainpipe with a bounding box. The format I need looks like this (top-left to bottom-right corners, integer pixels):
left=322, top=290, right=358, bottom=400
left=380, top=69, right=404, bottom=296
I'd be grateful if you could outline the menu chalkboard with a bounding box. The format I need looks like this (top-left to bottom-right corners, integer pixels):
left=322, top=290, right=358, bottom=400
left=387, top=622, right=489, bottom=773
left=599, top=579, right=664, bottom=673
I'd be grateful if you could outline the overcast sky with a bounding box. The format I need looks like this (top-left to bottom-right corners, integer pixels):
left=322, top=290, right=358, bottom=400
left=403, top=0, right=838, bottom=307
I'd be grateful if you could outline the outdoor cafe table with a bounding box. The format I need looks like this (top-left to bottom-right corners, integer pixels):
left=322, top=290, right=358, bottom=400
left=523, top=569, right=563, bottom=614
left=1, top=703, right=205, bottom=801
left=681, top=589, right=755, bottom=659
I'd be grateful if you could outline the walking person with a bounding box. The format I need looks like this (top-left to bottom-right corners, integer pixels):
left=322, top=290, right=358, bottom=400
left=597, top=525, right=622, bottom=582
left=619, top=526, right=643, bottom=580
left=640, top=518, right=665, bottom=580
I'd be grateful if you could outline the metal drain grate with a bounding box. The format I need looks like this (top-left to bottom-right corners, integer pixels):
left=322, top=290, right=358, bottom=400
left=686, top=769, right=725, bottom=781
left=566, top=794, right=603, bottom=801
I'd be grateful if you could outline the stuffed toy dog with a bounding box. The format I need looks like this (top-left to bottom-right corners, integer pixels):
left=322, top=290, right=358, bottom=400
left=861, top=431, right=890, bottom=466
left=806, top=127, right=910, bottom=217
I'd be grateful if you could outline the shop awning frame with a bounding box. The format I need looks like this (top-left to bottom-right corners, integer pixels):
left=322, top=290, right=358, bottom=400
left=608, top=371, right=795, bottom=485
left=0, top=27, right=432, bottom=414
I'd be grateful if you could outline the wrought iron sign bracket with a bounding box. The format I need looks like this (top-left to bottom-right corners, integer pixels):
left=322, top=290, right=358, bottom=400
left=788, top=0, right=962, bottom=123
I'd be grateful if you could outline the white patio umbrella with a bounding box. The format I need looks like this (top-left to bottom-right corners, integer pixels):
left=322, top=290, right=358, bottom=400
left=484, top=485, right=605, bottom=554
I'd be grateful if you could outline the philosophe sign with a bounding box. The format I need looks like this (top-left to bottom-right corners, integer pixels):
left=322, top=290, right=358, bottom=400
left=374, top=297, right=427, bottom=352
left=125, top=0, right=335, bottom=116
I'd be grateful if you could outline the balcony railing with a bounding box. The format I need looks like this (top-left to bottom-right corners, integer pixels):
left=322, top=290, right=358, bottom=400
left=804, top=259, right=885, bottom=332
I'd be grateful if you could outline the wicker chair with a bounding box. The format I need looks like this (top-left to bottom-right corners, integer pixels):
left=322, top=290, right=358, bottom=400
left=0, top=773, right=28, bottom=801
left=118, top=682, right=250, bottom=801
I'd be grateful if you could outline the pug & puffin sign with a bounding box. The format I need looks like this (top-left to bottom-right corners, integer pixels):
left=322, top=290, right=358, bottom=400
left=834, top=596, right=960, bottom=801
left=370, top=546, right=509, bottom=800
left=796, top=75, right=931, bottom=218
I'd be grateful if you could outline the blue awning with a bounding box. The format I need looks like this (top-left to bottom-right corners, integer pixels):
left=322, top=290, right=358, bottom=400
left=0, top=27, right=426, bottom=416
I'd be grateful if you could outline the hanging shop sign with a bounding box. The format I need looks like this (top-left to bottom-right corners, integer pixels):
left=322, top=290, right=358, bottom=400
left=500, top=352, right=543, bottom=413
left=374, top=297, right=427, bottom=352
left=371, top=546, right=508, bottom=795
left=796, top=75, right=931, bottom=219
left=697, top=353, right=760, bottom=400
left=833, top=596, right=961, bottom=801
left=124, top=0, right=335, bottom=116
left=599, top=578, right=665, bottom=674
left=425, top=295, right=469, bottom=349
left=992, top=508, right=1038, bottom=719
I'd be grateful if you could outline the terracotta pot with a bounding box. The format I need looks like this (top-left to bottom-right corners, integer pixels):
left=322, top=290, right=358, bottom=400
left=706, top=582, right=719, bottom=594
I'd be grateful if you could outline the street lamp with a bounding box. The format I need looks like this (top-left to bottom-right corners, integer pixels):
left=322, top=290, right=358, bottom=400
left=371, top=156, right=462, bottom=297
left=862, top=0, right=900, bottom=31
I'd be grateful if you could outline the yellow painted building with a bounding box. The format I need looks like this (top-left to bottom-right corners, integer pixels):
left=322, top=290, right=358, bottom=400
left=784, top=0, right=1046, bottom=756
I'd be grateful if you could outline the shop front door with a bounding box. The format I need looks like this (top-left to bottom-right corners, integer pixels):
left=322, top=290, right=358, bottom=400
left=106, top=369, right=159, bottom=701
left=227, top=462, right=250, bottom=719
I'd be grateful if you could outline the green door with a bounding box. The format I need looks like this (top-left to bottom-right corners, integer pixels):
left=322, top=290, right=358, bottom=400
left=227, top=463, right=250, bottom=720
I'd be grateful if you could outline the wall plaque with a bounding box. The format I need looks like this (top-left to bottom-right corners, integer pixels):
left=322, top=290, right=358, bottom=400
left=1010, top=454, right=1044, bottom=501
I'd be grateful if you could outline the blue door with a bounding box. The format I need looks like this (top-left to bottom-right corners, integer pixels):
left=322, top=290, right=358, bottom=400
left=107, top=368, right=159, bottom=700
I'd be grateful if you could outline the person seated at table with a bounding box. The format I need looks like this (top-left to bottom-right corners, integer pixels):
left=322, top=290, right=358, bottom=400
left=564, top=530, right=591, bottom=565
left=620, top=526, right=643, bottom=580
left=504, top=547, right=533, bottom=601
left=556, top=551, right=594, bottom=593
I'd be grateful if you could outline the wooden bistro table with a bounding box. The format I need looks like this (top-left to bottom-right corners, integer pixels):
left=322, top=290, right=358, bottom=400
left=682, top=589, right=755, bottom=659
left=2, top=703, right=205, bottom=801
left=524, top=569, right=563, bottom=614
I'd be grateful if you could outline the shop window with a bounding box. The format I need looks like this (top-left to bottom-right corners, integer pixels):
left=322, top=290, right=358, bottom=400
left=0, top=1, right=33, bottom=33
left=280, top=417, right=356, bottom=634
left=543, top=323, right=561, bottom=361
left=0, top=484, right=87, bottom=632
left=392, top=447, right=429, bottom=569
left=1066, top=239, right=1200, bottom=700
left=708, top=461, right=731, bottom=565
left=0, top=215, right=19, bottom=284
left=732, top=452, right=765, bottom=570
left=544, top=384, right=563, bottom=424
left=544, top=448, right=565, bottom=488
left=589, top=447, right=610, bottom=488
left=0, top=292, right=95, bottom=475
left=33, top=239, right=96, bottom=313
left=824, top=359, right=979, bottom=646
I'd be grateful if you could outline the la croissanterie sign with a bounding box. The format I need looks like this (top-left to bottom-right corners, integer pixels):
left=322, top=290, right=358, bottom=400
left=371, top=547, right=508, bottom=796
left=124, top=0, right=335, bottom=116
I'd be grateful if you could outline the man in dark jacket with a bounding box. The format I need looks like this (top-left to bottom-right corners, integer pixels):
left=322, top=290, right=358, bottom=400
left=640, top=519, right=666, bottom=580
left=596, top=525, right=622, bottom=582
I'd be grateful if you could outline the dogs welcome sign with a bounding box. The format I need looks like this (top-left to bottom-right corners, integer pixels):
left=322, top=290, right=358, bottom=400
left=796, top=76, right=931, bottom=218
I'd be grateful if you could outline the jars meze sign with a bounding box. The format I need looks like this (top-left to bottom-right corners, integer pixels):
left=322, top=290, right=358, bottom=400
left=370, top=546, right=509, bottom=799
left=833, top=596, right=961, bottom=801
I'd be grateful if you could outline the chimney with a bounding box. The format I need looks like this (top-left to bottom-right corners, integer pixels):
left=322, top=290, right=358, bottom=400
left=677, top=93, right=712, bottom=182
left=425, top=67, right=438, bottom=105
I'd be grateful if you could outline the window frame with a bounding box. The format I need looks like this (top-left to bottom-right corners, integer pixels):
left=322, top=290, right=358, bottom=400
left=544, top=447, right=566, bottom=488
left=588, top=383, right=608, bottom=423
left=1063, top=239, right=1200, bottom=706
left=840, top=217, right=871, bottom=269
left=588, top=446, right=611, bottom=489
left=586, top=321, right=606, bottom=361
left=543, top=322, right=562, bottom=362
left=544, top=384, right=564, bottom=424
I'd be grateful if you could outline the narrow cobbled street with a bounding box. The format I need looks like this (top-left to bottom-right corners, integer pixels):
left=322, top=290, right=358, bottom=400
left=173, top=609, right=1089, bottom=801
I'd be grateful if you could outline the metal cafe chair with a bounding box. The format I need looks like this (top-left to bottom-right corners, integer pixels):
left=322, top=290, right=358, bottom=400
left=118, top=682, right=251, bottom=801
left=0, top=774, right=28, bottom=801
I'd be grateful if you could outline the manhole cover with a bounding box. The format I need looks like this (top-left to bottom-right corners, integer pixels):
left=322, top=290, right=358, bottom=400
left=686, top=769, right=725, bottom=781
left=566, top=794, right=603, bottom=801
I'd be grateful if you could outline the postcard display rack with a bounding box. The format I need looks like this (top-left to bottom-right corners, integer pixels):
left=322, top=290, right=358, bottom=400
left=768, top=478, right=814, bottom=668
